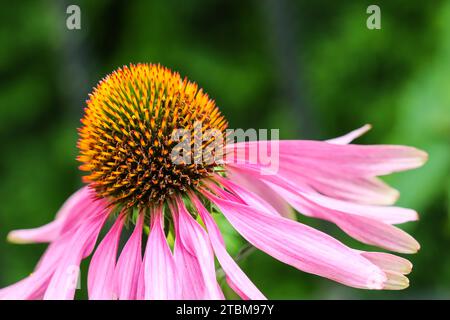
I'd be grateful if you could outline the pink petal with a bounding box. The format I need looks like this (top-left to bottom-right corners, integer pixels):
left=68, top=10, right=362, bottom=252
left=325, top=124, right=372, bottom=145
left=170, top=201, right=210, bottom=299
left=0, top=194, right=108, bottom=300
left=264, top=180, right=419, bottom=253
left=203, top=189, right=387, bottom=290
left=325, top=212, right=420, bottom=254
left=228, top=158, right=401, bottom=206
left=300, top=175, right=400, bottom=206
left=113, top=213, right=144, bottom=300
left=135, top=254, right=146, bottom=300
left=0, top=214, right=108, bottom=300
left=224, top=164, right=419, bottom=253
left=189, top=191, right=266, bottom=300
left=7, top=220, right=64, bottom=245
left=88, top=215, right=125, bottom=300
left=173, top=235, right=208, bottom=299
left=382, top=271, right=410, bottom=290
left=144, top=207, right=181, bottom=299
left=7, top=187, right=108, bottom=244
left=357, top=251, right=413, bottom=275
left=211, top=176, right=279, bottom=216
left=0, top=236, right=70, bottom=299
left=358, top=249, right=412, bottom=290
left=292, top=167, right=398, bottom=206
left=225, top=169, right=293, bottom=218
left=277, top=165, right=401, bottom=206
left=0, top=272, right=49, bottom=300
left=43, top=213, right=108, bottom=300
left=227, top=140, right=428, bottom=177
left=174, top=196, right=224, bottom=300
left=269, top=179, right=417, bottom=224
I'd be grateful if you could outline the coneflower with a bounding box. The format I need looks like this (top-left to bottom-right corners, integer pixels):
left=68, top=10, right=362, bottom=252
left=0, top=63, right=427, bottom=300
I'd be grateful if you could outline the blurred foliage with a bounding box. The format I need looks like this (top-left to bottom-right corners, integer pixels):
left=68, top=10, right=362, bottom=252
left=0, top=0, right=449, bottom=299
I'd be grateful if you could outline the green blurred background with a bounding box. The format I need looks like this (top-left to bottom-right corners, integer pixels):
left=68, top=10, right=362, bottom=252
left=0, top=0, right=449, bottom=299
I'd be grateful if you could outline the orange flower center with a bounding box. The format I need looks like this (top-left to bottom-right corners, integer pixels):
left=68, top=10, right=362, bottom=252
left=77, top=63, right=227, bottom=208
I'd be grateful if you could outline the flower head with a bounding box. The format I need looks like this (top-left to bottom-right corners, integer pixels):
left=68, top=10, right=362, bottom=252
left=78, top=64, right=227, bottom=207
left=0, top=64, right=427, bottom=300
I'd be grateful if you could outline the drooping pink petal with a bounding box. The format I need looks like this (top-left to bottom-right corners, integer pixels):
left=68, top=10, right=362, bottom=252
left=299, top=187, right=417, bottom=224
left=0, top=203, right=108, bottom=300
left=227, top=140, right=428, bottom=177
left=211, top=175, right=279, bottom=216
left=260, top=179, right=419, bottom=253
left=325, top=124, right=372, bottom=145
left=7, top=220, right=64, bottom=245
left=43, top=213, right=108, bottom=300
left=7, top=187, right=108, bottom=244
left=226, top=134, right=422, bottom=208
left=0, top=235, right=71, bottom=300
left=173, top=235, right=208, bottom=299
left=88, top=214, right=125, bottom=300
left=274, top=164, right=401, bottom=206
left=189, top=191, right=266, bottom=300
left=326, top=212, right=419, bottom=254
left=357, top=251, right=411, bottom=290
left=382, top=271, right=410, bottom=290
left=297, top=175, right=400, bottom=206
left=259, top=179, right=419, bottom=253
left=357, top=251, right=412, bottom=275
left=174, top=196, right=224, bottom=300
left=170, top=202, right=210, bottom=299
left=144, top=206, right=181, bottom=299
left=275, top=160, right=401, bottom=206
left=0, top=269, right=49, bottom=300
left=221, top=157, right=421, bottom=255
left=292, top=167, right=398, bottom=206
left=203, top=189, right=387, bottom=290
left=135, top=253, right=146, bottom=300
left=265, top=175, right=417, bottom=224
left=225, top=169, right=293, bottom=218
left=358, top=250, right=412, bottom=289
left=227, top=155, right=403, bottom=207
left=113, top=212, right=144, bottom=300
left=280, top=144, right=426, bottom=177
left=224, top=167, right=418, bottom=251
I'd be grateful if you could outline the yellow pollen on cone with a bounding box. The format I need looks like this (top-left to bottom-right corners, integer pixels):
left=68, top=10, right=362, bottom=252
left=77, top=63, right=227, bottom=208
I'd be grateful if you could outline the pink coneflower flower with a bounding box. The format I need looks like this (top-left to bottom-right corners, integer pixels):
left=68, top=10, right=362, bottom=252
left=0, top=64, right=427, bottom=300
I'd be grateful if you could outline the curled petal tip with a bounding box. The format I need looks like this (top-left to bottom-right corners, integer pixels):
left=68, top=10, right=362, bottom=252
left=405, top=263, right=413, bottom=275
left=326, top=124, right=373, bottom=145
left=410, top=237, right=421, bottom=253
left=7, top=231, right=29, bottom=244
left=394, top=232, right=420, bottom=254
left=384, top=272, right=410, bottom=290
left=390, top=189, right=401, bottom=203
left=360, top=251, right=414, bottom=277
left=402, top=240, right=420, bottom=254
left=405, top=148, right=428, bottom=168
left=416, top=149, right=429, bottom=165
left=361, top=123, right=372, bottom=132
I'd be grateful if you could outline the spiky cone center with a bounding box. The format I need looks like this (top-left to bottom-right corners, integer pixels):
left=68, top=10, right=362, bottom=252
left=77, top=64, right=228, bottom=209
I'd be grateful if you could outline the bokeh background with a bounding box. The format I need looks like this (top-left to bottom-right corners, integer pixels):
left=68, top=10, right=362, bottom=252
left=0, top=0, right=449, bottom=299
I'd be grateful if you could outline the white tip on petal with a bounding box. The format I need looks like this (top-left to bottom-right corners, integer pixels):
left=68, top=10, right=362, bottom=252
left=383, top=271, right=410, bottom=290
left=326, top=124, right=372, bottom=145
